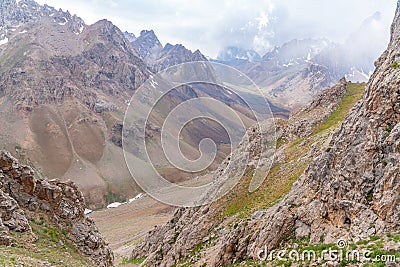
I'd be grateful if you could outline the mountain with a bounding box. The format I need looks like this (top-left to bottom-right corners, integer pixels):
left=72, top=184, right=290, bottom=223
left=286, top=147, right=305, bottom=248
left=0, top=0, right=150, bottom=208
left=152, top=43, right=208, bottom=72
left=215, top=14, right=389, bottom=110
left=0, top=150, right=113, bottom=266
left=262, top=38, right=333, bottom=65
left=129, top=1, right=400, bottom=265
left=0, top=0, right=289, bottom=210
left=217, top=46, right=261, bottom=62
left=215, top=38, right=336, bottom=109
left=128, top=29, right=209, bottom=72
left=129, top=29, right=162, bottom=66
left=315, top=12, right=389, bottom=83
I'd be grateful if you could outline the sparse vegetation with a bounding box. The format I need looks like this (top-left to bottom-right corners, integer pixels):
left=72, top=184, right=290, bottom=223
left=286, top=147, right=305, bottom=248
left=385, top=125, right=393, bottom=132
left=391, top=61, right=400, bottom=68
left=0, top=219, right=93, bottom=266
left=314, top=82, right=365, bottom=134
left=121, top=256, right=146, bottom=265
left=366, top=191, right=374, bottom=202
left=105, top=183, right=127, bottom=204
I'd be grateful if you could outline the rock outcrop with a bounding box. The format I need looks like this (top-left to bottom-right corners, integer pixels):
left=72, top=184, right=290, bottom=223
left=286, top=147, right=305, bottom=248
left=129, top=29, right=209, bottom=72
left=0, top=150, right=113, bottom=266
left=131, top=1, right=400, bottom=265
left=131, top=30, right=163, bottom=66
left=283, top=77, right=348, bottom=139
left=0, top=188, right=32, bottom=246
left=152, top=43, right=208, bottom=72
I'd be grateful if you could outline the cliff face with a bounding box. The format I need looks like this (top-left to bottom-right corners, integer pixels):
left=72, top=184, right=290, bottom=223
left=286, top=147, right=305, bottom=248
left=130, top=1, right=400, bottom=266
left=0, top=150, right=113, bottom=266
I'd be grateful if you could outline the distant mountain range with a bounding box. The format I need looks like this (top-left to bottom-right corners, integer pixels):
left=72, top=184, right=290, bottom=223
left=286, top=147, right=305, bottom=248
left=124, top=29, right=208, bottom=72
left=210, top=11, right=387, bottom=109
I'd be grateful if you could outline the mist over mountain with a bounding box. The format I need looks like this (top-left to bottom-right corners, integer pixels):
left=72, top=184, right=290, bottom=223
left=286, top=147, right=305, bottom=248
left=215, top=11, right=390, bottom=85
left=216, top=46, right=261, bottom=62
left=314, top=11, right=389, bottom=82
left=209, top=11, right=391, bottom=109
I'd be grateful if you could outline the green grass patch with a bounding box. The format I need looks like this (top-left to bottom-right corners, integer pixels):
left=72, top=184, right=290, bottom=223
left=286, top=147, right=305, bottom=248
left=105, top=183, right=127, bottom=204
left=369, top=235, right=380, bottom=241
left=0, top=222, right=92, bottom=266
left=313, top=82, right=365, bottom=135
left=121, top=256, right=146, bottom=265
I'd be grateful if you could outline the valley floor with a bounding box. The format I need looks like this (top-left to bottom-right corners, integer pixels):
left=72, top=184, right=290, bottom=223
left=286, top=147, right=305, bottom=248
left=89, top=196, right=173, bottom=265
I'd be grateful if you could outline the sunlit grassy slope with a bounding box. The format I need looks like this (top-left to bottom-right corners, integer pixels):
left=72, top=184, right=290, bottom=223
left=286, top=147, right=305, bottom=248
left=0, top=216, right=94, bottom=266
left=218, top=82, right=365, bottom=219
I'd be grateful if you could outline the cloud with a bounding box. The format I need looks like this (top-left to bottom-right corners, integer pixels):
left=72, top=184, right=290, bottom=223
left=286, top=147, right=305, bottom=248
left=36, top=0, right=398, bottom=57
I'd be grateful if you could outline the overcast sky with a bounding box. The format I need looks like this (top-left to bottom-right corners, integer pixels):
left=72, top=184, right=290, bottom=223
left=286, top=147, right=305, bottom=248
left=36, top=0, right=398, bottom=57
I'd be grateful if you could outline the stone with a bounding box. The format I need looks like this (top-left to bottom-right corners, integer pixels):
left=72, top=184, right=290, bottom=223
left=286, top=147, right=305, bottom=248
left=0, top=150, right=113, bottom=266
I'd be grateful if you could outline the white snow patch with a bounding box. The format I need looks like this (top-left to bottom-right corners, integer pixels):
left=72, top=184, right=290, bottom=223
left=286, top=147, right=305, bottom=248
left=307, top=52, right=311, bottom=61
left=129, top=193, right=145, bottom=203
left=345, top=67, right=370, bottom=83
left=0, top=37, right=8, bottom=46
left=283, top=62, right=294, bottom=68
left=74, top=25, right=85, bottom=35
left=49, top=13, right=54, bottom=17
left=150, top=79, right=158, bottom=89
left=19, top=30, right=27, bottom=34
left=361, top=71, right=369, bottom=80
left=58, top=18, right=68, bottom=26
left=84, top=209, right=93, bottom=215
left=107, top=202, right=123, bottom=209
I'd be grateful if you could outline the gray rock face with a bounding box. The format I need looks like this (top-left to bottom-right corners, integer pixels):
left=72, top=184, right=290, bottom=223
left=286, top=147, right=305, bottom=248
left=0, top=0, right=85, bottom=39
left=283, top=77, right=347, bottom=140
left=153, top=43, right=208, bottom=72
left=130, top=1, right=400, bottom=265
left=131, top=30, right=163, bottom=66
left=0, top=151, right=113, bottom=266
left=129, top=29, right=209, bottom=73
left=0, top=187, right=33, bottom=245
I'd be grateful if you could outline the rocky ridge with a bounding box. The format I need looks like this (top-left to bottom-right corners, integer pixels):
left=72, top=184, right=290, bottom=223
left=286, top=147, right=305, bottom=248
left=130, top=29, right=163, bottom=66
left=128, top=29, right=208, bottom=72
left=0, top=150, right=113, bottom=265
